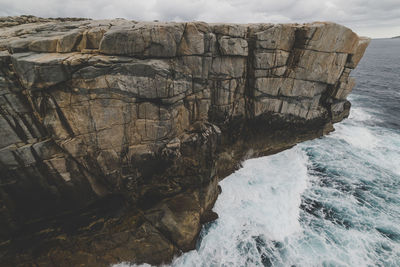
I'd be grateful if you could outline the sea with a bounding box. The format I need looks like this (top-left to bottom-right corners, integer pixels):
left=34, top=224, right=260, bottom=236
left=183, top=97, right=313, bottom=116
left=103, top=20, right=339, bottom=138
left=117, top=38, right=400, bottom=267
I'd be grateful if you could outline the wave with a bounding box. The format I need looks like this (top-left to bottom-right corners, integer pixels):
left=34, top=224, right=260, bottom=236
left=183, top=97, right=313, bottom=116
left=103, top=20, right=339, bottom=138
left=171, top=147, right=310, bottom=267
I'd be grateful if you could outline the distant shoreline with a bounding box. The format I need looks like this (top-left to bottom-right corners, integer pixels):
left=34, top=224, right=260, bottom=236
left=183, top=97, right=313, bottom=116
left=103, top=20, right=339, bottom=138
left=371, top=37, right=400, bottom=40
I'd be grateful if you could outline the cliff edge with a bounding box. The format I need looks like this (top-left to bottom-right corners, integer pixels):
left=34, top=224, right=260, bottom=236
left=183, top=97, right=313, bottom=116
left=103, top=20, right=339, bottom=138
left=0, top=16, right=369, bottom=266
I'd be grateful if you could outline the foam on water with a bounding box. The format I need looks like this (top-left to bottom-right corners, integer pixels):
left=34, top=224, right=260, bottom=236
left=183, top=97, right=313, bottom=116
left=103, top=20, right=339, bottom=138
left=170, top=147, right=310, bottom=267
left=292, top=98, right=400, bottom=266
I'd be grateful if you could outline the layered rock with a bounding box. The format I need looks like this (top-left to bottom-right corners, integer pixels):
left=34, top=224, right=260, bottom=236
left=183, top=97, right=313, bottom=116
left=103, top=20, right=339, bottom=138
left=0, top=16, right=369, bottom=266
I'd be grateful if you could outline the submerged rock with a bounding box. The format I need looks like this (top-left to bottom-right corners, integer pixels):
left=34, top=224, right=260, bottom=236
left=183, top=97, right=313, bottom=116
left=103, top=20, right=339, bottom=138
left=0, top=16, right=369, bottom=266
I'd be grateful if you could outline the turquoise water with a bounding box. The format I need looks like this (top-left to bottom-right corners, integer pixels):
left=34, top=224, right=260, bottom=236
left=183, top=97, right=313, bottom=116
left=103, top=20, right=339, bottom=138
left=118, top=38, right=400, bottom=267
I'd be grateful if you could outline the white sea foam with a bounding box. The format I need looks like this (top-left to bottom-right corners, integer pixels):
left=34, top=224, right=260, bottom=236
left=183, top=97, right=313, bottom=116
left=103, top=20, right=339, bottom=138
left=348, top=106, right=375, bottom=122
left=216, top=147, right=310, bottom=240
left=334, top=123, right=379, bottom=150
left=330, top=106, right=380, bottom=150
left=168, top=147, right=310, bottom=267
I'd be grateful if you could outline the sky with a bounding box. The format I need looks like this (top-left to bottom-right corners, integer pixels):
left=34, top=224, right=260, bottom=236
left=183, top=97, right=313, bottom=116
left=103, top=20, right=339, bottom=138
left=1, top=0, right=399, bottom=38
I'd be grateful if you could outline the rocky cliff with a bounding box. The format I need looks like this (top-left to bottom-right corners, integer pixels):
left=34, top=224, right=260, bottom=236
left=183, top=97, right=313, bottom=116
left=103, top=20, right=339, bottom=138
left=0, top=16, right=369, bottom=266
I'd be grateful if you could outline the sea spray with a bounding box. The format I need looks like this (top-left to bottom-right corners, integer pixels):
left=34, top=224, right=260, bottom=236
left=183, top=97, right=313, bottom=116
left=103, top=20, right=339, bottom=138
left=171, top=147, right=310, bottom=267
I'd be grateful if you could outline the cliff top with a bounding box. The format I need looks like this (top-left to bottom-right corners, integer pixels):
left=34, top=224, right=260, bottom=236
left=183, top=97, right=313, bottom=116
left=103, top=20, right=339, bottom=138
left=0, top=15, right=369, bottom=56
left=0, top=15, right=89, bottom=28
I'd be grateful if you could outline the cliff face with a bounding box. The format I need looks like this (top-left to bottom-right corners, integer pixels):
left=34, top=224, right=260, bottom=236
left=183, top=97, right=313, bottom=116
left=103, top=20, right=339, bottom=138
left=0, top=16, right=369, bottom=266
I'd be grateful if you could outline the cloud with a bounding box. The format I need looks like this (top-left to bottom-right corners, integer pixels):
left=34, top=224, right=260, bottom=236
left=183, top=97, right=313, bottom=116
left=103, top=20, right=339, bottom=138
left=0, top=0, right=399, bottom=37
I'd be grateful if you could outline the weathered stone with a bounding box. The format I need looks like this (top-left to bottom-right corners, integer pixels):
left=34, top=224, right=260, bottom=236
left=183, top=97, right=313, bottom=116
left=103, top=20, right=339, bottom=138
left=333, top=75, right=356, bottom=100
left=253, top=50, right=290, bottom=69
left=211, top=56, right=246, bottom=78
left=32, top=139, right=64, bottom=160
left=218, top=36, right=248, bottom=56
left=110, top=221, right=177, bottom=265
left=255, top=78, right=281, bottom=96
left=289, top=49, right=347, bottom=84
left=330, top=100, right=351, bottom=122
left=77, top=27, right=107, bottom=50
left=300, top=22, right=359, bottom=53
left=173, top=55, right=212, bottom=80
left=254, top=97, right=282, bottom=116
left=254, top=24, right=295, bottom=51
left=0, top=17, right=369, bottom=267
left=28, top=37, right=58, bottom=52
left=0, top=145, right=19, bottom=167
left=346, top=37, right=371, bottom=68
left=11, top=52, right=72, bottom=88
left=145, top=192, right=201, bottom=251
left=212, top=79, right=240, bottom=106
left=138, top=102, right=159, bottom=120
left=99, top=22, right=185, bottom=58
left=178, top=23, right=205, bottom=55
left=56, top=30, right=83, bottom=52
left=0, top=117, right=22, bottom=148
left=279, top=98, right=320, bottom=119
left=255, top=78, right=326, bottom=98
left=212, top=23, right=247, bottom=38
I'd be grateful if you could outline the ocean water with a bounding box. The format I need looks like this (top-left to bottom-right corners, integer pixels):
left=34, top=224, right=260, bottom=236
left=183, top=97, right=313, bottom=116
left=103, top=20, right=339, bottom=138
left=117, top=38, right=400, bottom=267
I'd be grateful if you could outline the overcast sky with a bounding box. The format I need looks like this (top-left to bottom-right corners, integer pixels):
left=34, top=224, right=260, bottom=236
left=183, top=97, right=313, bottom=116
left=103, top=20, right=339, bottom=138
left=1, top=0, right=399, bottom=38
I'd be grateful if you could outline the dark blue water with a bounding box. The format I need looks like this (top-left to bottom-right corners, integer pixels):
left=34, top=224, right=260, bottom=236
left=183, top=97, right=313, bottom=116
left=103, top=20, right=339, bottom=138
left=118, top=38, right=400, bottom=267
left=352, top=38, right=400, bottom=130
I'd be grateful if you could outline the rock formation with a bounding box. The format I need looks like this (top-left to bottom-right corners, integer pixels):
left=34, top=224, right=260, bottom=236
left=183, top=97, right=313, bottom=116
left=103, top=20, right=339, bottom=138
left=0, top=16, right=369, bottom=266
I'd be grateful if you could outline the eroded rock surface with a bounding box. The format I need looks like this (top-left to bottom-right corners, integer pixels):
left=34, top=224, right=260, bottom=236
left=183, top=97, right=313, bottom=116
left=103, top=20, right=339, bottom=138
left=0, top=16, right=369, bottom=266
